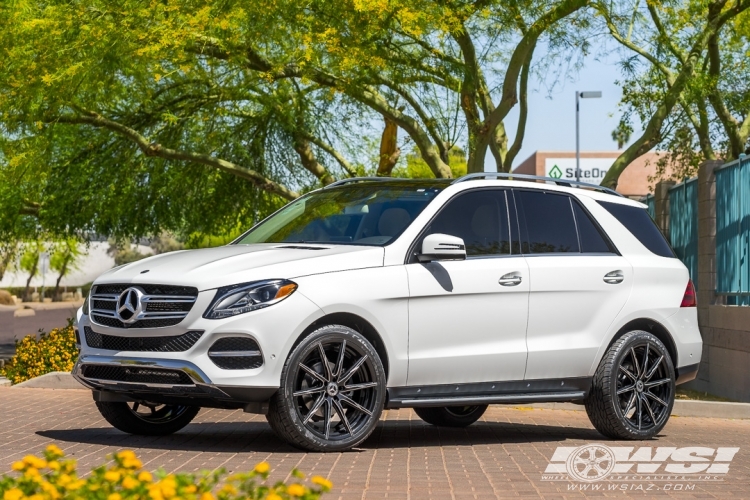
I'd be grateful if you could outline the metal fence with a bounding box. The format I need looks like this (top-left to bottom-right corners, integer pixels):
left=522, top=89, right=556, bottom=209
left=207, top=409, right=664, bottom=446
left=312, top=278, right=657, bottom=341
left=643, top=194, right=655, bottom=219
left=716, top=157, right=750, bottom=305
left=669, top=178, right=698, bottom=287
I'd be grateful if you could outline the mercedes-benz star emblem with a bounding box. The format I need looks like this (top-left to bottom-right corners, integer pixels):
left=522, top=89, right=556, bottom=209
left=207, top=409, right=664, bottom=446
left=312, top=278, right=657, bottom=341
left=116, top=287, right=144, bottom=324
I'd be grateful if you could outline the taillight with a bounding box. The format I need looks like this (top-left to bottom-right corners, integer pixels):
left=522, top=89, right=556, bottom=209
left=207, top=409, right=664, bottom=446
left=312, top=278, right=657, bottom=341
left=680, top=280, right=697, bottom=307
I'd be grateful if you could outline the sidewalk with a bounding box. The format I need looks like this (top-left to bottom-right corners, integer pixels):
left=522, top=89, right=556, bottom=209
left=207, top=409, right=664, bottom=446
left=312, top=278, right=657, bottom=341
left=1, top=387, right=749, bottom=498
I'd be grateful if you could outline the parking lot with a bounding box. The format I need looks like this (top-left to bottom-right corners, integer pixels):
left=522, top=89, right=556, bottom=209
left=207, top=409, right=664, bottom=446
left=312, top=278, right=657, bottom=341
left=1, top=387, right=749, bottom=498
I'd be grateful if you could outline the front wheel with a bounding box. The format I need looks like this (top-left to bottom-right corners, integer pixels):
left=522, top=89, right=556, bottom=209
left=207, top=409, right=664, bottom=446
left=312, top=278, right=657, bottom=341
left=266, top=325, right=386, bottom=452
left=414, top=405, right=488, bottom=427
left=585, top=331, right=675, bottom=439
left=95, top=401, right=200, bottom=436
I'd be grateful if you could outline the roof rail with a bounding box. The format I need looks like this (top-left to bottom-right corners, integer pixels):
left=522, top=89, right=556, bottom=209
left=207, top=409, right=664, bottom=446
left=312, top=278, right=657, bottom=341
left=323, top=177, right=409, bottom=189
left=452, top=172, right=623, bottom=197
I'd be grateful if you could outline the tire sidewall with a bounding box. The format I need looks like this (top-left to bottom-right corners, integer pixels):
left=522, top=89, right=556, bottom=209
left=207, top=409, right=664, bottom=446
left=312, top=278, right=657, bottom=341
left=278, top=325, right=386, bottom=451
left=607, top=331, right=676, bottom=439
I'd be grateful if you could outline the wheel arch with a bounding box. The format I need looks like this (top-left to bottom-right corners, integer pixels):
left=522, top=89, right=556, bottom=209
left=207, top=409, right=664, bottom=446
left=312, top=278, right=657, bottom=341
left=293, top=312, right=390, bottom=379
left=606, top=318, right=678, bottom=368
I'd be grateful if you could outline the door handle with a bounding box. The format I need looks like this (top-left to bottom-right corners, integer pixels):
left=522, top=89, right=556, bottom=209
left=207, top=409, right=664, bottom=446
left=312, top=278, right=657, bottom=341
left=498, top=272, right=523, bottom=286
left=603, top=270, right=624, bottom=284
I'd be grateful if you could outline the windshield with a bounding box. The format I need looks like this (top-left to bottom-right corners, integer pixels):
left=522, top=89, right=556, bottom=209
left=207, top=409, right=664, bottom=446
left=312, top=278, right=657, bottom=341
left=236, top=182, right=447, bottom=246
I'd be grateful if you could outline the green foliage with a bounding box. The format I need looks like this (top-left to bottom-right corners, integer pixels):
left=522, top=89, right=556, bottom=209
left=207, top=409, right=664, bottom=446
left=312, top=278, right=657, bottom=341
left=0, top=324, right=78, bottom=385
left=0, top=0, right=591, bottom=245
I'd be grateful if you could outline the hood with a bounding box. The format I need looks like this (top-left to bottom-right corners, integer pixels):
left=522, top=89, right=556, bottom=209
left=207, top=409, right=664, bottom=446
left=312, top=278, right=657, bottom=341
left=94, top=243, right=385, bottom=291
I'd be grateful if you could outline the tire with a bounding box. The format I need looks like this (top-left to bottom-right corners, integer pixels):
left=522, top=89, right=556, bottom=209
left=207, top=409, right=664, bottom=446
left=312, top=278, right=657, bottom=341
left=585, top=330, right=675, bottom=440
left=414, top=405, right=488, bottom=427
left=266, top=325, right=386, bottom=452
left=95, top=401, right=200, bottom=436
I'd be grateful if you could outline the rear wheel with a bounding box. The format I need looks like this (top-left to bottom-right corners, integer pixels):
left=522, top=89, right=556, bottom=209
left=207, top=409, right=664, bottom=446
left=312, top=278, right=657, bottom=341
left=585, top=331, right=675, bottom=439
left=266, top=325, right=386, bottom=452
left=95, top=401, right=199, bottom=436
left=414, top=405, right=488, bottom=427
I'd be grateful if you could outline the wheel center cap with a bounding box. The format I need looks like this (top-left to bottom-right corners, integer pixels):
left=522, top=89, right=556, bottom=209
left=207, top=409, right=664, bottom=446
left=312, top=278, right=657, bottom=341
left=326, top=382, right=338, bottom=397
left=636, top=380, right=644, bottom=392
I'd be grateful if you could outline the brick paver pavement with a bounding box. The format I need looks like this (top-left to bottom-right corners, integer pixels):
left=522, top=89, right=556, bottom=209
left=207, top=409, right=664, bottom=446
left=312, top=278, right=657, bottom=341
left=1, top=387, right=749, bottom=498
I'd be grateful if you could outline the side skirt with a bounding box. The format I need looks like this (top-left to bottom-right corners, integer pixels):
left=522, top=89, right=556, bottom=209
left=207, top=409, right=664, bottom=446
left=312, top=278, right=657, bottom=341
left=386, top=377, right=591, bottom=409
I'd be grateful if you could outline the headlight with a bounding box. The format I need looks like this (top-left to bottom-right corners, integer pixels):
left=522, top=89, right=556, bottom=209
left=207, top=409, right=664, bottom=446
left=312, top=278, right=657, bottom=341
left=204, top=280, right=298, bottom=319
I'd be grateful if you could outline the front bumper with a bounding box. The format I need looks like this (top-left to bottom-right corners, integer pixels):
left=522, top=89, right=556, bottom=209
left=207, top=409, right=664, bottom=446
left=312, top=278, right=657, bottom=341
left=73, top=355, right=277, bottom=411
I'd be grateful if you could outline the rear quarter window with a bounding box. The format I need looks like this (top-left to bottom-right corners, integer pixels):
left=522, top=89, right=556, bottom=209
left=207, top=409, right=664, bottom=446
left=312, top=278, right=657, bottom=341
left=597, top=200, right=675, bottom=258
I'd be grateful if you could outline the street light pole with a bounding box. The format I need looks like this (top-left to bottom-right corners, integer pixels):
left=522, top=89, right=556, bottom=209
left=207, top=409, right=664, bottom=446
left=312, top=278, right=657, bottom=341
left=575, top=90, right=602, bottom=183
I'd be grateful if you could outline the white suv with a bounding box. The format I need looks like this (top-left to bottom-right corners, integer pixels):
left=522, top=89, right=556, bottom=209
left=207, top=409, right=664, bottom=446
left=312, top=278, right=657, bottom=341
left=73, top=175, right=702, bottom=451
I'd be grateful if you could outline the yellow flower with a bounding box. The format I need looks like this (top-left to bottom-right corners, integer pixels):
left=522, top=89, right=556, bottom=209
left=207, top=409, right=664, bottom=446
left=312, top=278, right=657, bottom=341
left=199, top=494, right=215, bottom=500
left=11, top=461, right=24, bottom=471
left=23, top=455, right=47, bottom=469
left=286, top=484, right=306, bottom=497
left=123, top=458, right=143, bottom=469
left=46, top=444, right=64, bottom=457
left=122, top=476, right=139, bottom=489
left=3, top=489, right=23, bottom=500
left=138, top=471, right=153, bottom=482
left=41, top=482, right=60, bottom=499
left=311, top=475, right=333, bottom=490
left=220, top=484, right=237, bottom=495
left=57, top=474, right=72, bottom=486
left=48, top=461, right=60, bottom=471
left=254, top=461, right=270, bottom=474
left=65, top=480, right=86, bottom=491
left=28, top=495, right=43, bottom=500
left=104, top=470, right=121, bottom=482
left=117, top=450, right=137, bottom=461
left=266, top=495, right=283, bottom=500
left=184, top=485, right=197, bottom=493
left=108, top=494, right=122, bottom=500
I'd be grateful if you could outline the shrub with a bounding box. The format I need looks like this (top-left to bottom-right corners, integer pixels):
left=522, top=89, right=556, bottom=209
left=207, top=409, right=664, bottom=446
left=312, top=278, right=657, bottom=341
left=0, top=446, right=331, bottom=500
left=0, top=290, right=14, bottom=305
left=0, top=324, right=79, bottom=384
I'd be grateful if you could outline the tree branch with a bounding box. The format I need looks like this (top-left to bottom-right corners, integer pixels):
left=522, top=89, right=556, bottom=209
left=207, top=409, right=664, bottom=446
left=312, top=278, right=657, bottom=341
left=504, top=43, right=535, bottom=171
left=300, top=132, right=357, bottom=177
left=52, top=109, right=299, bottom=200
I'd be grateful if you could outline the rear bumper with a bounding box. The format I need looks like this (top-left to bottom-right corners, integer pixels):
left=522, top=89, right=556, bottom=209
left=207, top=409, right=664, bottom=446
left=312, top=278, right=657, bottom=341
left=73, top=355, right=277, bottom=411
left=675, top=362, right=699, bottom=385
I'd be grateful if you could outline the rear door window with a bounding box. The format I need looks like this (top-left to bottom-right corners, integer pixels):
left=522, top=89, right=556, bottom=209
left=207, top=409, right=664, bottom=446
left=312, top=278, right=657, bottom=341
left=514, top=190, right=579, bottom=253
left=597, top=201, right=675, bottom=257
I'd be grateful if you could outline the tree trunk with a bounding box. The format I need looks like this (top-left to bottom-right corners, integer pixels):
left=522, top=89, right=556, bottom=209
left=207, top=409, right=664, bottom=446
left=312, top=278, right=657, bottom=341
left=377, top=118, right=400, bottom=176
left=23, top=260, right=38, bottom=302
left=52, top=256, right=70, bottom=302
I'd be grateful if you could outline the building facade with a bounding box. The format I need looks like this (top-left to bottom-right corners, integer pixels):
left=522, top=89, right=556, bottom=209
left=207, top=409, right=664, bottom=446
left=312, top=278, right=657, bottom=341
left=513, top=151, right=665, bottom=198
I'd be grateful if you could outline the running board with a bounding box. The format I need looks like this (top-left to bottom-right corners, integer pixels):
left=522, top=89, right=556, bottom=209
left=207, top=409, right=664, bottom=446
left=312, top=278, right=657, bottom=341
left=387, top=391, right=586, bottom=408
left=385, top=377, right=591, bottom=409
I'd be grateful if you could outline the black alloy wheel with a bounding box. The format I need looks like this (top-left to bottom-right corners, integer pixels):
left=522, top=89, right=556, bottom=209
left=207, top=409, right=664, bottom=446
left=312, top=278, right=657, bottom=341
left=95, top=400, right=200, bottom=435
left=267, top=325, right=386, bottom=451
left=414, top=404, right=488, bottom=427
left=586, top=331, right=675, bottom=439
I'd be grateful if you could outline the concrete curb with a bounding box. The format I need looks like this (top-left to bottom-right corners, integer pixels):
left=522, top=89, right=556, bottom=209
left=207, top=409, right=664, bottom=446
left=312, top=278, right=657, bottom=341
left=509, top=400, right=750, bottom=420
left=0, top=377, right=11, bottom=387
left=12, top=371, right=84, bottom=390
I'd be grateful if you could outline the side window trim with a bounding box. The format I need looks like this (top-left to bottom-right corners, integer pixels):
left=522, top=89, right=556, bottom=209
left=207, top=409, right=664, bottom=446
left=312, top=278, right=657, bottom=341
left=404, top=187, right=518, bottom=264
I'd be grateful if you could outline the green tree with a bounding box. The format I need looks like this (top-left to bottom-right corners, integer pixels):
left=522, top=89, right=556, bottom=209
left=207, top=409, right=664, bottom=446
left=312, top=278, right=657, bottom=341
left=49, top=239, right=82, bottom=301
left=19, top=241, right=43, bottom=302
left=0, top=0, right=593, bottom=246
left=599, top=0, right=750, bottom=187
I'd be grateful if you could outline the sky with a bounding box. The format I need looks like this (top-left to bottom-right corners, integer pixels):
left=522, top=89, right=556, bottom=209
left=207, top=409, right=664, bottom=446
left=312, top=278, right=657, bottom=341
left=496, top=52, right=641, bottom=170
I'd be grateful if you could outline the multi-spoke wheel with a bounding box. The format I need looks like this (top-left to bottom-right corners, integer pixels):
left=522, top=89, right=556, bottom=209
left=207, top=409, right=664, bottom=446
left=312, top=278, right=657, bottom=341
left=95, top=400, right=200, bottom=436
left=267, top=325, right=386, bottom=451
left=585, top=331, right=675, bottom=439
left=414, top=405, right=488, bottom=428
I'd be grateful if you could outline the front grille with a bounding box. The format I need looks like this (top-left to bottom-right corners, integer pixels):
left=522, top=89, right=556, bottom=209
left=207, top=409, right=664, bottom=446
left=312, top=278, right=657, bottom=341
left=81, top=365, right=194, bottom=385
left=94, top=284, right=198, bottom=296
left=84, top=326, right=202, bottom=352
left=208, top=337, right=263, bottom=370
left=89, top=283, right=198, bottom=329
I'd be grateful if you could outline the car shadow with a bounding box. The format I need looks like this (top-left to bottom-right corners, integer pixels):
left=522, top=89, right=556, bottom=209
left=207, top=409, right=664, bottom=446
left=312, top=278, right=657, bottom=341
left=37, top=419, right=609, bottom=454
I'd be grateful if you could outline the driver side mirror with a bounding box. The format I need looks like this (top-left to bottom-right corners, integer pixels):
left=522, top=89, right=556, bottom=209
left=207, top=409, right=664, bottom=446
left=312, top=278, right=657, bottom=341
left=418, top=233, right=467, bottom=262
